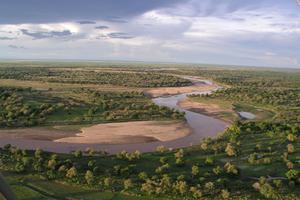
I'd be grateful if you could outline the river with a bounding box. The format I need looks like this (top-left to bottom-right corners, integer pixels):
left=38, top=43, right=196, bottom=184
left=0, top=78, right=228, bottom=154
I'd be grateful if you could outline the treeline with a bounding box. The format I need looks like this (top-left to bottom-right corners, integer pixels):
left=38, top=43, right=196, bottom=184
left=0, top=67, right=192, bottom=88
left=197, top=87, right=300, bottom=107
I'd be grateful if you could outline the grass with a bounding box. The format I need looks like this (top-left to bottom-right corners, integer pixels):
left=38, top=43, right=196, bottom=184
left=3, top=173, right=151, bottom=200
left=0, top=79, right=142, bottom=92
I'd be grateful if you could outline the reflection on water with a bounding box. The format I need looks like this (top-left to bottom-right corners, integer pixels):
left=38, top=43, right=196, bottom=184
left=0, top=79, right=228, bottom=154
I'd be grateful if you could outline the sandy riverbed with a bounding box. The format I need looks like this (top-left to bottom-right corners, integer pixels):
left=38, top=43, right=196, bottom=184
left=54, top=121, right=191, bottom=144
left=0, top=127, right=76, bottom=141
left=144, top=84, right=216, bottom=98
left=178, top=99, right=236, bottom=122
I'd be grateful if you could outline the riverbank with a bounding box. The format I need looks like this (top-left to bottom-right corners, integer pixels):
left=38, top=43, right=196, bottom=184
left=178, top=98, right=237, bottom=123
left=54, top=121, right=191, bottom=144
left=144, top=76, right=217, bottom=98
left=0, top=127, right=77, bottom=141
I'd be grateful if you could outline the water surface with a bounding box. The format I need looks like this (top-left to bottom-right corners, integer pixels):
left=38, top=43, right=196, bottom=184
left=238, top=111, right=256, bottom=120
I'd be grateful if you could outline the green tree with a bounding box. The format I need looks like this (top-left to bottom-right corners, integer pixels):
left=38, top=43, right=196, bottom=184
left=286, top=169, right=298, bottom=180
left=85, top=170, right=95, bottom=185
left=66, top=167, right=78, bottom=179
left=191, top=165, right=200, bottom=177
left=287, top=144, right=295, bottom=153
left=123, top=179, right=133, bottom=190
left=225, top=143, right=236, bottom=157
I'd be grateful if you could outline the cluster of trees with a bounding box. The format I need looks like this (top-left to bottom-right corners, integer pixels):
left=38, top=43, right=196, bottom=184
left=201, top=87, right=300, bottom=107
left=79, top=90, right=185, bottom=122
left=0, top=87, right=185, bottom=128
left=0, top=144, right=240, bottom=199
left=0, top=67, right=192, bottom=87
left=2, top=123, right=298, bottom=200
left=0, top=87, right=59, bottom=127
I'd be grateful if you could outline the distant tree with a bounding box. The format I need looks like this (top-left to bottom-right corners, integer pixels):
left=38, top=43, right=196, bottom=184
left=190, top=187, right=202, bottom=199
left=87, top=160, right=96, bottom=169
left=191, top=165, right=200, bottom=177
left=159, top=157, right=167, bottom=164
left=66, top=167, right=78, bottom=179
left=287, top=134, right=297, bottom=142
left=286, top=169, right=298, bottom=180
left=104, top=177, right=113, bottom=188
left=224, top=162, right=238, bottom=175
left=34, top=148, right=43, bottom=159
left=287, top=144, right=295, bottom=153
left=205, top=182, right=215, bottom=192
left=15, top=162, right=25, bottom=173
left=200, top=142, right=208, bottom=151
left=47, top=159, right=57, bottom=170
left=123, top=179, right=133, bottom=190
left=221, top=189, right=230, bottom=199
left=205, top=157, right=214, bottom=165
left=225, top=143, right=236, bottom=157
left=213, top=166, right=223, bottom=175
left=85, top=170, right=95, bottom=185
left=138, top=172, right=148, bottom=180
left=175, top=149, right=185, bottom=166
left=58, top=165, right=67, bottom=174
left=286, top=161, right=294, bottom=169
left=173, top=181, right=187, bottom=195
left=85, top=147, right=95, bottom=156
left=73, top=150, right=82, bottom=158
left=273, top=179, right=282, bottom=188
left=33, top=158, right=44, bottom=172
left=156, top=145, right=168, bottom=153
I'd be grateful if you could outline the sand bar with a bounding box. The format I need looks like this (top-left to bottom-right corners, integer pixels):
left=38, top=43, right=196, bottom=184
left=54, top=121, right=191, bottom=144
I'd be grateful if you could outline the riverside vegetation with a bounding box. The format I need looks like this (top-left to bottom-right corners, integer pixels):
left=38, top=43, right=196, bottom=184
left=0, top=63, right=299, bottom=200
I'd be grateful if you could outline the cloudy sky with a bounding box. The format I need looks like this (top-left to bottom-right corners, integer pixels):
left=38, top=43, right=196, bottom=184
left=0, top=0, right=300, bottom=68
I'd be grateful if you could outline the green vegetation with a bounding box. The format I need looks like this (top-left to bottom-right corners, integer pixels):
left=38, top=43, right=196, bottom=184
left=0, top=67, right=192, bottom=87
left=0, top=63, right=300, bottom=199
left=0, top=86, right=183, bottom=128
left=188, top=69, right=300, bottom=123
left=1, top=120, right=299, bottom=199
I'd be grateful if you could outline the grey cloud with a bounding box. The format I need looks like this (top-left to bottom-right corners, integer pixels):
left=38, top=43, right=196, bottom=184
left=107, top=32, right=134, bottom=39
left=20, top=29, right=72, bottom=39
left=78, top=21, right=96, bottom=24
left=0, top=36, right=16, bottom=40
left=104, top=17, right=127, bottom=23
left=0, top=0, right=187, bottom=24
left=8, top=45, right=26, bottom=49
left=95, top=26, right=109, bottom=30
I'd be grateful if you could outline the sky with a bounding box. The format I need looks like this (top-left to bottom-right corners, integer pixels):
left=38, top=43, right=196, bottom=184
left=0, top=0, right=300, bottom=68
